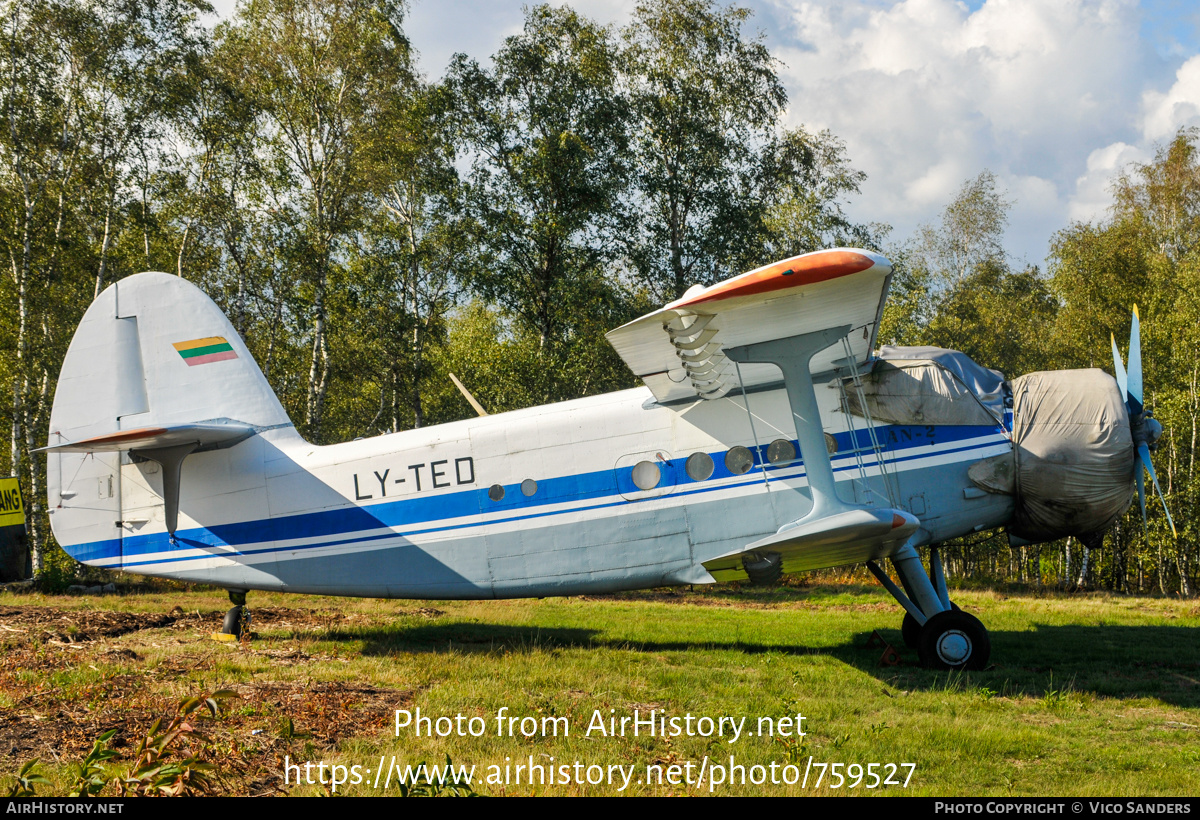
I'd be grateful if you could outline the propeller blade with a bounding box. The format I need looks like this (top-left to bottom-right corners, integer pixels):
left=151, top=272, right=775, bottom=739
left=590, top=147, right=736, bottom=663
left=1127, top=305, right=1143, bottom=414
left=1138, top=441, right=1178, bottom=538
left=1111, top=333, right=1128, bottom=400
left=1135, top=453, right=1147, bottom=531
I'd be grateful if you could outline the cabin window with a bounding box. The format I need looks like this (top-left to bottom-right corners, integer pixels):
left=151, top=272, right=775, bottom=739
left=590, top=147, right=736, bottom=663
left=521, top=478, right=538, bottom=497
left=825, top=433, right=838, bottom=454
left=488, top=484, right=505, bottom=501
left=725, top=446, right=753, bottom=475
left=631, top=460, right=661, bottom=490
left=685, top=452, right=714, bottom=481
left=767, top=439, right=796, bottom=464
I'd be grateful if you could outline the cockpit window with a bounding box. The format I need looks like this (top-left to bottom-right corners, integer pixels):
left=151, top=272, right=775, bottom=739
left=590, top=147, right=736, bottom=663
left=839, top=357, right=1003, bottom=426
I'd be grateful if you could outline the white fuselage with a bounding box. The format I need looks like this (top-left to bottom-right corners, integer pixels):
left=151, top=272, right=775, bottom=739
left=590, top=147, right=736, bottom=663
left=59, top=380, right=1015, bottom=598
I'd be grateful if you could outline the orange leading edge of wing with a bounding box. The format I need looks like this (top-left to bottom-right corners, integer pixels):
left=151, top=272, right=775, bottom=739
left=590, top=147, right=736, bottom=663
left=669, top=250, right=878, bottom=310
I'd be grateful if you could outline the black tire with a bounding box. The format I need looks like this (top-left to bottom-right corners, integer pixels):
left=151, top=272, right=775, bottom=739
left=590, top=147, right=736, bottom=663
left=742, top=552, right=783, bottom=586
left=901, top=602, right=958, bottom=649
left=222, top=605, right=251, bottom=637
left=917, top=609, right=989, bottom=670
left=901, top=612, right=921, bottom=649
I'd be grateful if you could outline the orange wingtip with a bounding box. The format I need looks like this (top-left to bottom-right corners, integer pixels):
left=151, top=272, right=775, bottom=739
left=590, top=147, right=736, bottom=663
left=670, top=250, right=878, bottom=310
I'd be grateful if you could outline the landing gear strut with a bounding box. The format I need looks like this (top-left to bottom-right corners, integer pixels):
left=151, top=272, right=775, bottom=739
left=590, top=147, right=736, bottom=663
left=868, top=544, right=990, bottom=670
left=221, top=589, right=251, bottom=639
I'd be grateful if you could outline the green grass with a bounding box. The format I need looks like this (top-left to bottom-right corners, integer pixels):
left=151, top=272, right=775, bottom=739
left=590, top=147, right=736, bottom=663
left=1, top=582, right=1197, bottom=796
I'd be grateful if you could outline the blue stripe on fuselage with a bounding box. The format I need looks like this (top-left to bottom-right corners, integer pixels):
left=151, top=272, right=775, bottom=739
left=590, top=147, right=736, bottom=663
left=69, top=423, right=1007, bottom=567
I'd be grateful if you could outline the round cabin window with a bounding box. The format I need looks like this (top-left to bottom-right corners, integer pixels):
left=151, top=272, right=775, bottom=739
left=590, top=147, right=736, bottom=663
left=521, top=478, right=538, bottom=497
left=631, top=460, right=661, bottom=491
left=766, top=439, right=796, bottom=464
left=725, top=446, right=754, bottom=475
left=685, top=452, right=715, bottom=481
left=488, top=484, right=505, bottom=501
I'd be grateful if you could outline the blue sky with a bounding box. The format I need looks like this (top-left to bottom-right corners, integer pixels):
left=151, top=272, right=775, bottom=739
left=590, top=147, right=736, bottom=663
left=213, top=0, right=1200, bottom=269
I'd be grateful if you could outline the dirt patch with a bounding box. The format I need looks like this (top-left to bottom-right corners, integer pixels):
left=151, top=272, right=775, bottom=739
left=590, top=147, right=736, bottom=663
left=0, top=604, right=383, bottom=648
left=0, top=670, right=411, bottom=795
left=0, top=606, right=177, bottom=646
left=0, top=603, right=416, bottom=795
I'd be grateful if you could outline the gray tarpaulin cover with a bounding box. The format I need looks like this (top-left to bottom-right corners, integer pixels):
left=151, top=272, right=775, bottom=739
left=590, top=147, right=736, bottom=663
left=845, top=348, right=1134, bottom=540
left=1004, top=369, right=1134, bottom=541
left=841, top=345, right=1006, bottom=426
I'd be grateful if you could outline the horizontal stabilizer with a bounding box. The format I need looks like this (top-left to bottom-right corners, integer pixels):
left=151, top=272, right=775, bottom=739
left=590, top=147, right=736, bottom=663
left=39, top=421, right=255, bottom=454
left=702, top=508, right=920, bottom=578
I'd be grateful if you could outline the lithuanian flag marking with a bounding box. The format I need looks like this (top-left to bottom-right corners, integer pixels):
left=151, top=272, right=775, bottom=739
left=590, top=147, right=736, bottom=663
left=173, top=336, right=238, bottom=366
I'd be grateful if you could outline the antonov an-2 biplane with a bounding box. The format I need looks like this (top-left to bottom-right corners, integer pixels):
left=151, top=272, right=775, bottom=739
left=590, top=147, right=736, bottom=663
left=42, top=249, right=1165, bottom=669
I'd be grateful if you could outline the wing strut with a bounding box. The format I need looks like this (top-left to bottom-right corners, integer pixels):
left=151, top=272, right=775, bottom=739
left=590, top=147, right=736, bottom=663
left=703, top=328, right=920, bottom=578
left=725, top=326, right=852, bottom=520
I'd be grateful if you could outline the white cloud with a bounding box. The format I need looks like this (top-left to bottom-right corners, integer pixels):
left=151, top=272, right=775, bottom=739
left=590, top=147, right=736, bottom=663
left=768, top=0, right=1155, bottom=262
left=1142, top=54, right=1200, bottom=140
left=1066, top=141, right=1150, bottom=223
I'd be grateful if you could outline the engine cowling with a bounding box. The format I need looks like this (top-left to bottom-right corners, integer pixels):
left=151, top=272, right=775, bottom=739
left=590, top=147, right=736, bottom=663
left=972, top=369, right=1134, bottom=543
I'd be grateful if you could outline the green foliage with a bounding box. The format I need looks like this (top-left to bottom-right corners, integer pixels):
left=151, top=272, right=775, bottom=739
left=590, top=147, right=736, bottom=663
left=339, top=80, right=466, bottom=432
left=1049, top=128, right=1200, bottom=594
left=760, top=128, right=888, bottom=259
left=3, top=688, right=238, bottom=797
left=439, top=301, right=639, bottom=413
left=114, top=689, right=239, bottom=796
left=922, top=260, right=1059, bottom=378
left=68, top=729, right=119, bottom=797
left=911, top=171, right=1010, bottom=287
left=33, top=545, right=79, bottom=592
left=397, top=754, right=480, bottom=797
left=883, top=170, right=1059, bottom=380
left=5, top=761, right=49, bottom=797
left=216, top=0, right=418, bottom=441
left=450, top=5, right=631, bottom=352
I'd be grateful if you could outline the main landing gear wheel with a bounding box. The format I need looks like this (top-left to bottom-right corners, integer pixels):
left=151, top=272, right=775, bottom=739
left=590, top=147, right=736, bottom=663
left=917, top=610, right=990, bottom=671
left=902, top=602, right=960, bottom=649
left=742, top=551, right=783, bottom=586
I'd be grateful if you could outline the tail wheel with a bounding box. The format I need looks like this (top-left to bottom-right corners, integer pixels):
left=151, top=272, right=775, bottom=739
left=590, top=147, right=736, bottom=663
left=917, top=609, right=990, bottom=670
left=221, top=605, right=251, bottom=638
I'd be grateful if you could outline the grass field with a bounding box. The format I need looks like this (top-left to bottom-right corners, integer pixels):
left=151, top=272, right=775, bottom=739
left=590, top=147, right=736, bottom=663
left=1, top=580, right=1198, bottom=796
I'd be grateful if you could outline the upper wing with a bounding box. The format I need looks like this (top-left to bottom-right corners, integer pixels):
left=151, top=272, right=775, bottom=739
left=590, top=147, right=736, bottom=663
left=606, top=248, right=893, bottom=403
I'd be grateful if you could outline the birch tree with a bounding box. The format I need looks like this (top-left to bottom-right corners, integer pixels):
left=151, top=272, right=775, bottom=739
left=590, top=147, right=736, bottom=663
left=449, top=5, right=634, bottom=403
left=218, top=0, right=416, bottom=441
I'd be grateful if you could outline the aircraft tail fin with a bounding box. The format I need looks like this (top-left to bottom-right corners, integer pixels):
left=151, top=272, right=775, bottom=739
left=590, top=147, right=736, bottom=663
left=49, top=272, right=290, bottom=442
left=46, top=272, right=292, bottom=555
